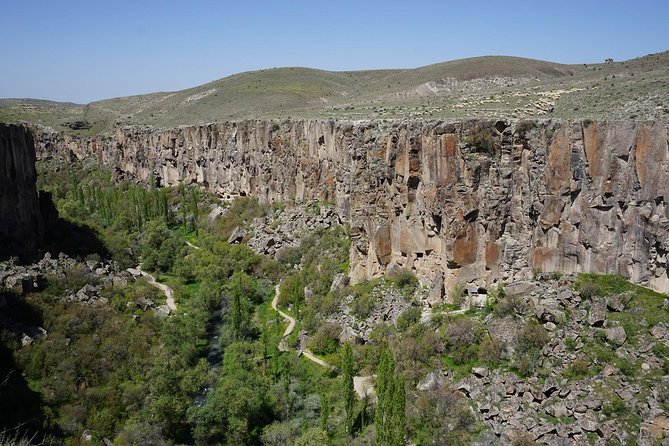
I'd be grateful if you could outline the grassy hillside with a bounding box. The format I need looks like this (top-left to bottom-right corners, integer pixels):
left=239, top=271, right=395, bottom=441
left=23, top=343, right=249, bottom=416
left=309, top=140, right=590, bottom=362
left=1, top=51, right=668, bottom=136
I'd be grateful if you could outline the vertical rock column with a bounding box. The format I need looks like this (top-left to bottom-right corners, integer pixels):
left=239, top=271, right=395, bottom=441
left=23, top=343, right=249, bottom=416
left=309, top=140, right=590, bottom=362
left=0, top=124, right=44, bottom=257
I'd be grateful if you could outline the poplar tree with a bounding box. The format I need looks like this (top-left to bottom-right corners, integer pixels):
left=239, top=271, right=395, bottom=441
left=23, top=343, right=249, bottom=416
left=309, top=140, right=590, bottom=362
left=375, top=349, right=406, bottom=446
left=341, top=342, right=355, bottom=435
left=390, top=376, right=406, bottom=446
left=320, top=393, right=330, bottom=434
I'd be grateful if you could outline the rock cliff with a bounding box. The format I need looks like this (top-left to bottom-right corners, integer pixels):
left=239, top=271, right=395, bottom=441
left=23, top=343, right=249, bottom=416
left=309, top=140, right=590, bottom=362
left=0, top=124, right=50, bottom=258
left=32, top=119, right=669, bottom=295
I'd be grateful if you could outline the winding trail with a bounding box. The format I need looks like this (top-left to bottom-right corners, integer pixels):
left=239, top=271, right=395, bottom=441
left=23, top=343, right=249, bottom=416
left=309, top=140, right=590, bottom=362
left=271, top=283, right=295, bottom=340
left=270, top=282, right=375, bottom=397
left=185, top=241, right=201, bottom=250
left=129, top=266, right=177, bottom=311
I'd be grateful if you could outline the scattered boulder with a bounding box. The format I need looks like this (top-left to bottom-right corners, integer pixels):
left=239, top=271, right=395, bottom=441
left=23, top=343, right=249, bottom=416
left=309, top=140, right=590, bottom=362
left=227, top=226, right=246, bottom=244
left=588, top=300, right=607, bottom=327
left=604, top=326, right=627, bottom=345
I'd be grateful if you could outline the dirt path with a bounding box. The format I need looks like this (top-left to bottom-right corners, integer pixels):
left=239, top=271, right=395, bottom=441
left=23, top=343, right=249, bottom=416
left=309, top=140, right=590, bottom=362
left=185, top=241, right=201, bottom=250
left=420, top=307, right=467, bottom=324
left=301, top=350, right=334, bottom=369
left=270, top=282, right=374, bottom=397
left=130, top=266, right=177, bottom=311
left=271, top=284, right=295, bottom=337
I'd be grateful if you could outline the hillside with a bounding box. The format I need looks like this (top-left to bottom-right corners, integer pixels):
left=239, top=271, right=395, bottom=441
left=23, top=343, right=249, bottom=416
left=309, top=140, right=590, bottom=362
left=2, top=52, right=668, bottom=137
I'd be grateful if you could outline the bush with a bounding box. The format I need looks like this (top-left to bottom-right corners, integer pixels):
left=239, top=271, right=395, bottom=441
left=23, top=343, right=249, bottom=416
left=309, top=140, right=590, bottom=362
left=515, top=120, right=537, bottom=139
left=308, top=323, right=341, bottom=355
left=494, top=294, right=524, bottom=317
left=396, top=306, right=422, bottom=331
left=350, top=291, right=380, bottom=319
left=516, top=319, right=549, bottom=355
left=602, top=396, right=627, bottom=417
left=565, top=357, right=589, bottom=379
left=463, top=125, right=496, bottom=153
left=480, top=335, right=502, bottom=366
left=450, top=283, right=465, bottom=308
left=445, top=319, right=482, bottom=365
left=512, top=431, right=537, bottom=446
left=392, top=268, right=419, bottom=292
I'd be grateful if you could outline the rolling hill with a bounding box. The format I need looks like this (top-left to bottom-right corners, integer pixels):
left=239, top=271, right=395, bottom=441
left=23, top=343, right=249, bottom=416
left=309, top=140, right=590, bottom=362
left=1, top=51, right=668, bottom=137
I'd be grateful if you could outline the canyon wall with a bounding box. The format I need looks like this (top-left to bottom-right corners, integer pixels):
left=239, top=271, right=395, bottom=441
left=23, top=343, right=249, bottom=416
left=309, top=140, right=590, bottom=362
left=33, top=120, right=669, bottom=295
left=0, top=124, right=47, bottom=257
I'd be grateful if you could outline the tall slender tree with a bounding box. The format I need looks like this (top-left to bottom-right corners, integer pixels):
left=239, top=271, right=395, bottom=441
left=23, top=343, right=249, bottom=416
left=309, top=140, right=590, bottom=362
left=390, top=376, right=406, bottom=446
left=341, top=342, right=355, bottom=435
left=375, top=349, right=406, bottom=446
left=320, top=393, right=330, bottom=434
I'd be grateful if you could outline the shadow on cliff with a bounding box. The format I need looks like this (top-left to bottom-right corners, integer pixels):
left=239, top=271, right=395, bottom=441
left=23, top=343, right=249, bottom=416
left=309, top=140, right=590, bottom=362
left=0, top=218, right=110, bottom=262
left=42, top=218, right=111, bottom=260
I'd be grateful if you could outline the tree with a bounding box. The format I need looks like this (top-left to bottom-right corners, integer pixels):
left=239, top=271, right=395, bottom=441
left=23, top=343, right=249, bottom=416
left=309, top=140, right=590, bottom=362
left=294, top=427, right=328, bottom=446
left=375, top=349, right=406, bottom=446
left=390, top=376, right=406, bottom=446
left=226, top=272, right=256, bottom=340
left=189, top=188, right=199, bottom=235
left=341, top=342, right=355, bottom=435
left=320, top=393, right=330, bottom=434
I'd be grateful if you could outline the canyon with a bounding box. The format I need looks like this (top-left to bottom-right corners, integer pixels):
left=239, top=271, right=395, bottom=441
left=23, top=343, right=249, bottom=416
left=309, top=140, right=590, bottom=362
left=31, top=119, right=669, bottom=295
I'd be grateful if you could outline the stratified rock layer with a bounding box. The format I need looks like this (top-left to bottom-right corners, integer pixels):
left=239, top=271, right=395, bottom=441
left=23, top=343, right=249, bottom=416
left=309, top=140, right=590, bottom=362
left=0, top=124, right=44, bottom=257
left=33, top=120, right=669, bottom=294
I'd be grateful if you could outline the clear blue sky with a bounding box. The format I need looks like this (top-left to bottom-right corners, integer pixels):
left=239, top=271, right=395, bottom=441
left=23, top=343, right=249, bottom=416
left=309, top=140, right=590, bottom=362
left=1, top=0, right=667, bottom=103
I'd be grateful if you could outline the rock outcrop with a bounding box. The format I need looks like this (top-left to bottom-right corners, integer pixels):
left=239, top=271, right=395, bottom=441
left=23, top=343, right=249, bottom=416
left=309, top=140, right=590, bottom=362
left=0, top=124, right=53, bottom=258
left=32, top=119, right=669, bottom=294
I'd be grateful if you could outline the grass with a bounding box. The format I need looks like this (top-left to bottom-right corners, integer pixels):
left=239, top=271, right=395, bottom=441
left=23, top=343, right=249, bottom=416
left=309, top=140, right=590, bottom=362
left=575, top=273, right=669, bottom=345
left=442, top=354, right=479, bottom=379
left=3, top=52, right=669, bottom=135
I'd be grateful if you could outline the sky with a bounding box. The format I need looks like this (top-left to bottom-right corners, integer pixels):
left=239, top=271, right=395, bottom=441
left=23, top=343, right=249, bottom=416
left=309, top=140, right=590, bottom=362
left=1, top=0, right=668, bottom=103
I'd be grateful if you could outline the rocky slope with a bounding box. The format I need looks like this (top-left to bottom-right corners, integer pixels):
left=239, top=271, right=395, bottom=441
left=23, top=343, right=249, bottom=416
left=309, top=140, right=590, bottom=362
left=0, top=124, right=55, bottom=258
left=421, top=274, right=669, bottom=445
left=32, top=119, right=669, bottom=295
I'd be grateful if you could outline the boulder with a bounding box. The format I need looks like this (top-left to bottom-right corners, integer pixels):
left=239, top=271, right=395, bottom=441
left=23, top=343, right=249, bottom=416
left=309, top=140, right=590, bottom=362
left=227, top=226, right=246, bottom=244
left=604, top=326, right=627, bottom=345
left=588, top=300, right=607, bottom=326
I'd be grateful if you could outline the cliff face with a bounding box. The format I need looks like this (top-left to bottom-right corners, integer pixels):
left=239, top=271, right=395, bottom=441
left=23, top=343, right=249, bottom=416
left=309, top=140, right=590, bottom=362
left=0, top=124, right=45, bottom=257
left=33, top=120, right=669, bottom=295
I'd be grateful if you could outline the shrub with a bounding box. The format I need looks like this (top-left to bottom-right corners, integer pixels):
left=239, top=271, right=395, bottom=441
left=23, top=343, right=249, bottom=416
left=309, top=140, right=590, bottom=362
left=565, top=357, right=589, bottom=379
left=450, top=283, right=465, bottom=308
left=445, top=319, right=482, bottom=365
left=62, top=264, right=96, bottom=290
left=396, top=306, right=422, bottom=331
left=515, top=120, right=537, bottom=138
left=515, top=355, right=535, bottom=377
left=565, top=337, right=577, bottom=352
left=480, top=335, right=502, bottom=366
left=516, top=319, right=549, bottom=355
left=494, top=294, right=524, bottom=317
left=392, top=268, right=419, bottom=292
left=577, top=282, right=600, bottom=299
left=350, top=291, right=380, bottom=319
left=463, top=125, right=496, bottom=153
left=308, top=323, right=341, bottom=355
left=602, top=396, right=627, bottom=417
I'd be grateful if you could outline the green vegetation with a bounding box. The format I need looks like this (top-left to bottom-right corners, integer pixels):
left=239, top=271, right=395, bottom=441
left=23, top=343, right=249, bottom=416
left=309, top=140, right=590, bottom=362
left=575, top=273, right=668, bottom=343
left=463, top=123, right=497, bottom=153
left=375, top=349, right=406, bottom=446
left=11, top=157, right=669, bottom=445
left=341, top=343, right=355, bottom=435
left=390, top=268, right=419, bottom=294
